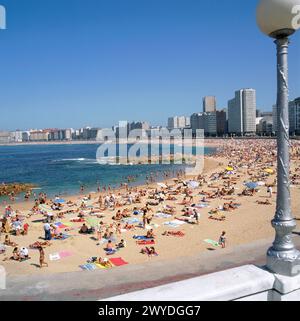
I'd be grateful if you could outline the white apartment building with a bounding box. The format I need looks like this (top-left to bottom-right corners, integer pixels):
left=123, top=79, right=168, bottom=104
left=228, top=89, right=256, bottom=135
left=168, top=116, right=190, bottom=129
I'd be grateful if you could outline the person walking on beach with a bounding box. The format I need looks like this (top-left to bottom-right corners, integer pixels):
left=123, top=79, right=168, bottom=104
left=219, top=231, right=226, bottom=249
left=38, top=246, right=48, bottom=268
left=267, top=186, right=273, bottom=198
left=192, top=208, right=200, bottom=225
left=44, top=222, right=52, bottom=241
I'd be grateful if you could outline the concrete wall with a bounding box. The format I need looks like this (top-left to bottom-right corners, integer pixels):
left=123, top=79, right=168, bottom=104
left=103, top=264, right=300, bottom=301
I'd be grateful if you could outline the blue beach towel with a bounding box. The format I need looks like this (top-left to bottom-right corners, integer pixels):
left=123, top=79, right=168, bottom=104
left=133, top=235, right=154, bottom=240
left=80, top=263, right=97, bottom=271
left=53, top=234, right=70, bottom=240
left=122, top=218, right=140, bottom=224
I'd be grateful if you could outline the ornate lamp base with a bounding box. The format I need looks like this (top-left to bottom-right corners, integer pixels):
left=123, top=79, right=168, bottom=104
left=267, top=248, right=300, bottom=277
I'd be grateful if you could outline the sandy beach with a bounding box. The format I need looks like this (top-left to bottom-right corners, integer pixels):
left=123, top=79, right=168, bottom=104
left=0, top=139, right=299, bottom=276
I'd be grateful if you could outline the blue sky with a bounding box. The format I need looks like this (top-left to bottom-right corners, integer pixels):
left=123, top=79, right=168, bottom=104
left=0, top=0, right=299, bottom=130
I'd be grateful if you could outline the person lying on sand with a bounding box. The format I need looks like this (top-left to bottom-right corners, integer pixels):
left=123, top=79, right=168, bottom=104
left=4, top=235, right=18, bottom=247
left=29, top=241, right=51, bottom=249
left=123, top=223, right=135, bottom=230
left=209, top=209, right=226, bottom=221
left=98, top=257, right=113, bottom=268
left=256, top=199, right=272, bottom=205
left=166, top=195, right=177, bottom=201
left=140, top=246, right=158, bottom=257
left=162, top=230, right=185, bottom=237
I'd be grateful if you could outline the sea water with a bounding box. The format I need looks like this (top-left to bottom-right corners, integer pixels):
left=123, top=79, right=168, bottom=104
left=0, top=143, right=216, bottom=200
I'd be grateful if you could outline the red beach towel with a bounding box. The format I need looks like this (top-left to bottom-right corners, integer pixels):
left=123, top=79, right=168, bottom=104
left=109, top=257, right=128, bottom=267
left=136, top=239, right=155, bottom=245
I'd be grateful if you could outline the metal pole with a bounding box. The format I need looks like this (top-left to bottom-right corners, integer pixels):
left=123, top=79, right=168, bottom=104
left=266, top=37, right=300, bottom=276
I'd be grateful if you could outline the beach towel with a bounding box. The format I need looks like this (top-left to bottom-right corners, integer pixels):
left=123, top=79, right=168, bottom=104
left=155, top=213, right=172, bottom=219
left=94, top=262, right=110, bottom=269
left=105, top=249, right=117, bottom=255
left=133, top=235, right=154, bottom=240
left=171, top=219, right=186, bottom=225
left=194, top=204, right=209, bottom=208
left=164, top=220, right=186, bottom=228
left=53, top=234, right=70, bottom=240
left=109, top=257, right=128, bottom=267
left=122, top=218, right=140, bottom=224
left=136, top=239, right=155, bottom=245
left=164, top=221, right=180, bottom=228
left=204, top=239, right=220, bottom=247
left=59, top=250, right=72, bottom=258
left=86, top=217, right=99, bottom=227
left=79, top=263, right=97, bottom=271
left=49, top=253, right=60, bottom=261
left=61, top=222, right=73, bottom=227
left=54, top=222, right=68, bottom=229
left=49, top=251, right=73, bottom=261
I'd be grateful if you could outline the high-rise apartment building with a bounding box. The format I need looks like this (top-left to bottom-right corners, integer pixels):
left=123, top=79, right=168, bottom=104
left=203, top=96, right=217, bottom=113
left=216, top=109, right=228, bottom=136
left=168, top=116, right=190, bottom=129
left=228, top=89, right=256, bottom=135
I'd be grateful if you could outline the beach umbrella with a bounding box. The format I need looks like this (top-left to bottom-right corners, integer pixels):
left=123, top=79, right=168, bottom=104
left=265, top=168, right=274, bottom=174
left=226, top=166, right=234, bottom=171
left=187, top=181, right=199, bottom=189
left=245, top=182, right=259, bottom=189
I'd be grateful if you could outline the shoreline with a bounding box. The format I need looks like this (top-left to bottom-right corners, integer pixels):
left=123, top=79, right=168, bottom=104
left=0, top=155, right=222, bottom=212
left=0, top=138, right=220, bottom=148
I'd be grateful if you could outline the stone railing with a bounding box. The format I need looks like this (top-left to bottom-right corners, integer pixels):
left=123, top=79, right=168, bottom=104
left=102, top=264, right=300, bottom=301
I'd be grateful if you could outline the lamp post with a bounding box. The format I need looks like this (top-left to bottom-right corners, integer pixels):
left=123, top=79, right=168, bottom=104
left=257, top=0, right=300, bottom=277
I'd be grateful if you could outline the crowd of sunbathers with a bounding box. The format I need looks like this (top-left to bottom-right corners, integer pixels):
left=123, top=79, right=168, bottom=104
left=1, top=139, right=300, bottom=273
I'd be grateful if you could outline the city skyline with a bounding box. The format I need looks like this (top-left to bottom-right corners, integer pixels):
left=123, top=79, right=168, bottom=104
left=0, top=0, right=299, bottom=131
